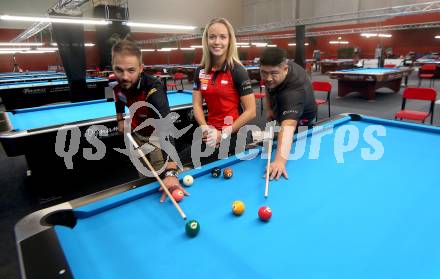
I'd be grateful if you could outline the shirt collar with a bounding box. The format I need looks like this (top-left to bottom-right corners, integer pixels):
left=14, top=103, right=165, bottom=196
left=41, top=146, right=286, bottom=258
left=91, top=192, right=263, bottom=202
left=210, top=61, right=229, bottom=73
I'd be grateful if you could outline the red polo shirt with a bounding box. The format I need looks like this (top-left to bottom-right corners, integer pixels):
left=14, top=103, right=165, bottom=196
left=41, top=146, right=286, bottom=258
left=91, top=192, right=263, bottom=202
left=193, top=62, right=253, bottom=130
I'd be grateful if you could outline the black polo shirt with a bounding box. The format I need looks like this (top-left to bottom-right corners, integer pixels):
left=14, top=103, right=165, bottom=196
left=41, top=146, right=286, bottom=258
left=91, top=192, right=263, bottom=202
left=268, top=60, right=317, bottom=123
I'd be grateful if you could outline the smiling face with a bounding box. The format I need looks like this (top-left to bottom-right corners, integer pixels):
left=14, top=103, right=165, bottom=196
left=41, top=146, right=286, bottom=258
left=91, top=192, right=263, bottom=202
left=207, top=22, right=230, bottom=63
left=112, top=54, right=142, bottom=91
left=260, top=63, right=289, bottom=89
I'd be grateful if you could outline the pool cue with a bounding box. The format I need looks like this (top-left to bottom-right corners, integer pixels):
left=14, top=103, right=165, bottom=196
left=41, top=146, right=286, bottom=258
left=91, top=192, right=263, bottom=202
left=264, top=127, right=273, bottom=198
left=126, top=133, right=187, bottom=220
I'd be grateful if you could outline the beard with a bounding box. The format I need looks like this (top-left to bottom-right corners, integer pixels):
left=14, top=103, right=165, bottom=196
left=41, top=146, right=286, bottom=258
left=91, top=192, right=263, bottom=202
left=121, top=82, right=132, bottom=89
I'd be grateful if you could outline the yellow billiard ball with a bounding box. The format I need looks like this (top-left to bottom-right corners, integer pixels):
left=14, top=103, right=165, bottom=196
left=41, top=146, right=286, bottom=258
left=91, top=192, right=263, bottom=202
left=232, top=200, right=245, bottom=216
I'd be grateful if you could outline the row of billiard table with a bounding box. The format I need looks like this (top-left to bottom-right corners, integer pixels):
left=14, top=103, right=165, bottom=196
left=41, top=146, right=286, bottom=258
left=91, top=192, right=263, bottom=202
left=0, top=77, right=108, bottom=110
left=0, top=66, right=415, bottom=110
left=14, top=114, right=440, bottom=279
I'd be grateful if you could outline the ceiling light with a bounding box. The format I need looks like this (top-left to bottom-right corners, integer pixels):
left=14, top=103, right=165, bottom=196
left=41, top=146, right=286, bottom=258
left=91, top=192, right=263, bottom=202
left=141, top=49, right=155, bottom=52
left=288, top=43, right=309, bottom=46
left=0, top=15, right=109, bottom=25
left=361, top=33, right=377, bottom=38
left=190, top=45, right=203, bottom=48
left=21, top=50, right=55, bottom=54
left=0, top=42, right=43, bottom=46
left=37, top=47, right=58, bottom=51
left=51, top=42, right=94, bottom=47
left=0, top=51, right=18, bottom=54
left=251, top=42, right=267, bottom=46
left=378, top=34, right=392, bottom=38
left=0, top=47, right=30, bottom=51
left=180, top=47, right=195, bottom=50
left=126, top=22, right=196, bottom=30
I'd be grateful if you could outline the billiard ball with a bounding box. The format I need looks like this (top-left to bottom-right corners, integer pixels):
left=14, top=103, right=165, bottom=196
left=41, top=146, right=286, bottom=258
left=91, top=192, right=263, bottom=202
left=185, top=220, right=200, bottom=237
left=182, top=175, right=194, bottom=187
left=232, top=200, right=245, bottom=216
left=211, top=167, right=221, bottom=178
left=258, top=206, right=272, bottom=221
left=223, top=168, right=233, bottom=179
left=172, top=189, right=184, bottom=202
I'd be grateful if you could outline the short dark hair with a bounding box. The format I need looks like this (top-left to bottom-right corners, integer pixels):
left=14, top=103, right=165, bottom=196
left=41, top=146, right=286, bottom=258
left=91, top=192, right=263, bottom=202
left=260, top=47, right=287, bottom=66
left=111, top=38, right=142, bottom=64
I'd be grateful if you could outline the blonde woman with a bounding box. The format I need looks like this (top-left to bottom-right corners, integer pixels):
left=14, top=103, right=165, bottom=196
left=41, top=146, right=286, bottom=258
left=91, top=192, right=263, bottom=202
left=184, top=18, right=256, bottom=166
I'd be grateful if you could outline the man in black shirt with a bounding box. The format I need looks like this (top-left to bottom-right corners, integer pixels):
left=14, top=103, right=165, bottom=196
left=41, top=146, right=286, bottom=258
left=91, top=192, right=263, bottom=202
left=112, top=39, right=187, bottom=202
left=260, top=47, right=317, bottom=180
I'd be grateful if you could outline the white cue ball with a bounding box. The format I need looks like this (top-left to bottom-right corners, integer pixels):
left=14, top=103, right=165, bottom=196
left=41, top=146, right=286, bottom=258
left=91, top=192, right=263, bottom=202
left=183, top=175, right=194, bottom=187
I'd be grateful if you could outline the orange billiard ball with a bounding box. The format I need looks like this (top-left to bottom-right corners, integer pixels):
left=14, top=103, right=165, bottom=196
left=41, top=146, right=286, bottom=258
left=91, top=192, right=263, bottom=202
left=223, top=167, right=233, bottom=179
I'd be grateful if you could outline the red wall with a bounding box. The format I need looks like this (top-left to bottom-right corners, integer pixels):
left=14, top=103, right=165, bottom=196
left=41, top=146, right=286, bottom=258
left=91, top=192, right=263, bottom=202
left=0, top=12, right=439, bottom=72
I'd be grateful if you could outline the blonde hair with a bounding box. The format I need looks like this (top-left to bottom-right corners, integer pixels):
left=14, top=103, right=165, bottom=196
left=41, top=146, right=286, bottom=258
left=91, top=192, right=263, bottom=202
left=201, top=18, right=242, bottom=72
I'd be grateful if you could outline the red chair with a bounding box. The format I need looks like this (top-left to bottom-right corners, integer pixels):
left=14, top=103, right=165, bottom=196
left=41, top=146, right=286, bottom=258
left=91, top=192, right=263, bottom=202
left=418, top=64, right=437, bottom=87
left=312, top=81, right=332, bottom=121
left=173, top=72, right=186, bottom=90
left=394, top=87, right=437, bottom=124
left=259, top=79, right=265, bottom=93
left=384, top=64, right=396, bottom=68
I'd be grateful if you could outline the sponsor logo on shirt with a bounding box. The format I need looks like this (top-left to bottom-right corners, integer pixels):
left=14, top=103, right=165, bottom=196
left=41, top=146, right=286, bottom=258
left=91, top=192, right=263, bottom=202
left=282, top=109, right=298, bottom=115
left=221, top=80, right=228, bottom=85
left=241, top=80, right=252, bottom=91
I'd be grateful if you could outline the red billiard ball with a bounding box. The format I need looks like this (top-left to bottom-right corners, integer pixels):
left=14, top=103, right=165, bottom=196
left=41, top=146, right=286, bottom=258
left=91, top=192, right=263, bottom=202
left=258, top=206, right=272, bottom=221
left=172, top=189, right=184, bottom=202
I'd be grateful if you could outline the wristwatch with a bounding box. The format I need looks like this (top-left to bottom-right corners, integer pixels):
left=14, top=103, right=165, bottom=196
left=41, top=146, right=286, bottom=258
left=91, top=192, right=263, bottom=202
left=164, top=169, right=178, bottom=178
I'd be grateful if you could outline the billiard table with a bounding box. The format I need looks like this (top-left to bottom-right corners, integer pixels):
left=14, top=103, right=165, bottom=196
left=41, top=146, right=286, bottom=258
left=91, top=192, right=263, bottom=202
left=0, top=77, right=108, bottom=110
left=15, top=114, right=440, bottom=278
left=0, top=71, right=57, bottom=78
left=245, top=65, right=261, bottom=81
left=0, top=73, right=66, bottom=83
left=0, top=90, right=200, bottom=179
left=329, top=67, right=413, bottom=101
left=320, top=59, right=354, bottom=73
